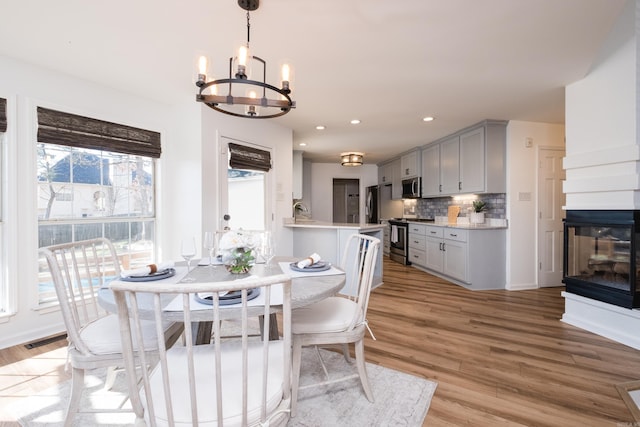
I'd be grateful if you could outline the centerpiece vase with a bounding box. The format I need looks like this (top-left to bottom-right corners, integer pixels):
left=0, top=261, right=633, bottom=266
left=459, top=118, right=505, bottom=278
left=224, top=247, right=254, bottom=274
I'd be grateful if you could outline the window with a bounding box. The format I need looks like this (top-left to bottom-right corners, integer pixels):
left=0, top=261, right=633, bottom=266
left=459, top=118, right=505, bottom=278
left=36, top=108, right=160, bottom=305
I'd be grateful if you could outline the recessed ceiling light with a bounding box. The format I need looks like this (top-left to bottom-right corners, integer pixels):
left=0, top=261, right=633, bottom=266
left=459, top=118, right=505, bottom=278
left=316, top=125, right=325, bottom=130
left=423, top=116, right=435, bottom=122
left=299, top=142, right=307, bottom=147
left=350, top=119, right=361, bottom=125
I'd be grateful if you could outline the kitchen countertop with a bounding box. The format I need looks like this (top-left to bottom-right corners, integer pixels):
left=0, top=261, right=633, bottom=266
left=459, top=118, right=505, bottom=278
left=284, top=220, right=386, bottom=231
left=398, top=217, right=508, bottom=230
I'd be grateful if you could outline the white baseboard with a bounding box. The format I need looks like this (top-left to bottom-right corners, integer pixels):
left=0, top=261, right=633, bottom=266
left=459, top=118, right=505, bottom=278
left=562, top=291, right=640, bottom=350
left=0, top=325, right=66, bottom=350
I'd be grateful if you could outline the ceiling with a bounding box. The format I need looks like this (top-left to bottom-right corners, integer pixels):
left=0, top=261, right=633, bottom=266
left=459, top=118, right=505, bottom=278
left=0, top=0, right=625, bottom=164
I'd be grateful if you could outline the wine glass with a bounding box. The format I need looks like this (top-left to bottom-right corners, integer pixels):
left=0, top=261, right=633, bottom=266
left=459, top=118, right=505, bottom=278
left=261, top=231, right=276, bottom=271
left=203, top=231, right=216, bottom=268
left=181, top=237, right=197, bottom=282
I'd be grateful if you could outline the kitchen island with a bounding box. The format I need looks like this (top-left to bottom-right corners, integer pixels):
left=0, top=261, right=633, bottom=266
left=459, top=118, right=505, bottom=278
left=284, top=220, right=385, bottom=296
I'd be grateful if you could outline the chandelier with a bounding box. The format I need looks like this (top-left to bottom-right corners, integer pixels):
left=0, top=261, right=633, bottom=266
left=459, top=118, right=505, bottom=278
left=195, top=0, right=296, bottom=119
left=341, top=153, right=364, bottom=167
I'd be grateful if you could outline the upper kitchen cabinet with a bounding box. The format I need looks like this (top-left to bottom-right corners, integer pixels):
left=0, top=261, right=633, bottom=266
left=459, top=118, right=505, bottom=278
left=439, top=135, right=461, bottom=194
left=459, top=127, right=485, bottom=193
left=292, top=150, right=304, bottom=199
left=377, top=158, right=402, bottom=199
left=421, top=120, right=506, bottom=197
left=378, top=161, right=392, bottom=185
left=400, top=149, right=421, bottom=179
left=421, top=144, right=440, bottom=197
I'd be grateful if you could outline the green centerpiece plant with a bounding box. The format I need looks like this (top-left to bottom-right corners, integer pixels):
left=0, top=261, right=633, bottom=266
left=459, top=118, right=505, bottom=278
left=218, top=230, right=257, bottom=274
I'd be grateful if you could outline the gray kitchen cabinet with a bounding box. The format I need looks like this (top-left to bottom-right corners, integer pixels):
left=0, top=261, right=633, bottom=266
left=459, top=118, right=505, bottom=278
left=425, top=226, right=444, bottom=271
left=439, top=136, right=461, bottom=194
left=459, top=127, right=486, bottom=193
left=414, top=223, right=506, bottom=290
left=421, top=144, right=440, bottom=197
left=408, top=223, right=427, bottom=266
left=378, top=159, right=403, bottom=199
left=400, top=149, right=421, bottom=179
left=441, top=229, right=467, bottom=282
left=378, top=161, right=392, bottom=185
left=420, top=120, right=506, bottom=197
left=381, top=220, right=390, bottom=256
left=424, top=226, right=467, bottom=281
left=390, top=158, right=402, bottom=199
left=439, top=129, right=484, bottom=194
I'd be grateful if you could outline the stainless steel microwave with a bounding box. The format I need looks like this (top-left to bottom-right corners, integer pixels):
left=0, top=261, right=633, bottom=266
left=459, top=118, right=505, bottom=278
left=401, top=177, right=421, bottom=198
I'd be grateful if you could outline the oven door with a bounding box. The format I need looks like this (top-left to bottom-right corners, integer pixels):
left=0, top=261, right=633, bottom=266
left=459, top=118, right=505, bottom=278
left=389, top=223, right=408, bottom=264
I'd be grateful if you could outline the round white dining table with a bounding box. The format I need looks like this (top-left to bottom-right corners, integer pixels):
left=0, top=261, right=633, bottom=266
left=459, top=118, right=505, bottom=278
left=98, top=258, right=345, bottom=342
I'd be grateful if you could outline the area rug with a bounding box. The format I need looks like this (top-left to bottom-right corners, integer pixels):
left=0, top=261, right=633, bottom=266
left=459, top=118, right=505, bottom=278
left=12, top=349, right=437, bottom=427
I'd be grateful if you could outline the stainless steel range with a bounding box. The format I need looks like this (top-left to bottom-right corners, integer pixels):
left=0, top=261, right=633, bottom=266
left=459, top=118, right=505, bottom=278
left=388, top=218, right=436, bottom=265
left=388, top=219, right=409, bottom=264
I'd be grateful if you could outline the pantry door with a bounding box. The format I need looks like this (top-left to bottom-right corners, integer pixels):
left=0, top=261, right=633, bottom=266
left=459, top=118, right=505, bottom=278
left=537, top=146, right=565, bottom=287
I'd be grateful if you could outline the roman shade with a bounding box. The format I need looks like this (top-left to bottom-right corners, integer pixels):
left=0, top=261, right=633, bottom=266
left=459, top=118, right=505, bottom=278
left=228, top=142, right=272, bottom=172
left=0, top=98, right=7, bottom=133
left=37, top=107, right=161, bottom=158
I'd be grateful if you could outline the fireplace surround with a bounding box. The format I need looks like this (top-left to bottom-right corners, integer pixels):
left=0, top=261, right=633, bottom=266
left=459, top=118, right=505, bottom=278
left=563, top=210, right=640, bottom=309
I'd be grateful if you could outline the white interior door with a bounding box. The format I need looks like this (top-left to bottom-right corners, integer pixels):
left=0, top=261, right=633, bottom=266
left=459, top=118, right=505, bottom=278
left=218, top=137, right=271, bottom=232
left=537, top=147, right=566, bottom=287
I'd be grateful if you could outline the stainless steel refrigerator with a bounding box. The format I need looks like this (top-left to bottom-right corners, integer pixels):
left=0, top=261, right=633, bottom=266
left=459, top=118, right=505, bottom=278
left=365, top=185, right=379, bottom=223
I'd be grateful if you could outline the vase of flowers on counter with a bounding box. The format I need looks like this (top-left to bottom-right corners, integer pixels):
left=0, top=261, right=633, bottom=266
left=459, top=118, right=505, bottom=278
left=218, top=230, right=258, bottom=274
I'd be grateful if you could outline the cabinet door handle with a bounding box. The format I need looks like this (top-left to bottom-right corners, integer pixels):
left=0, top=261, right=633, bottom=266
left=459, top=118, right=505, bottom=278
left=405, top=168, right=410, bottom=175
left=442, top=242, right=446, bottom=252
left=449, top=233, right=457, bottom=237
left=439, top=184, right=442, bottom=192
left=458, top=181, right=462, bottom=190
left=430, top=231, right=437, bottom=234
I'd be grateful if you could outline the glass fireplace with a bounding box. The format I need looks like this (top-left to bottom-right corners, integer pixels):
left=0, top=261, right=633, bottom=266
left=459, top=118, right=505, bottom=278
left=563, top=210, right=640, bottom=309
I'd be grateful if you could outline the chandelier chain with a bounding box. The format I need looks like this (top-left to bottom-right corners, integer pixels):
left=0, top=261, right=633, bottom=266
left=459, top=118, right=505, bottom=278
left=246, top=10, right=251, bottom=47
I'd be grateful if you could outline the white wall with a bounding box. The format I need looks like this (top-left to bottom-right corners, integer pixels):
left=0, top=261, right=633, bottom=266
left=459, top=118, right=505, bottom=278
left=505, top=121, right=565, bottom=290
left=564, top=0, right=638, bottom=209
left=309, top=163, right=378, bottom=222
left=0, top=55, right=182, bottom=347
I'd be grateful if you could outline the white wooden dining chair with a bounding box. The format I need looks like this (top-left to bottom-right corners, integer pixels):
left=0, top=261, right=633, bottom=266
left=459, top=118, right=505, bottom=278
left=290, top=233, right=380, bottom=416
left=111, top=272, right=293, bottom=427
left=39, top=238, right=183, bottom=427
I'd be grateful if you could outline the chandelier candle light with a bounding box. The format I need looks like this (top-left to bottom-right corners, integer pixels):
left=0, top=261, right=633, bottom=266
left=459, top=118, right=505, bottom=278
left=195, top=0, right=296, bottom=119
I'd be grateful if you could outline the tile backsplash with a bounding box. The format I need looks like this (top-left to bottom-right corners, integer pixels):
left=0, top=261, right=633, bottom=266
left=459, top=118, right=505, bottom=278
left=414, top=194, right=506, bottom=219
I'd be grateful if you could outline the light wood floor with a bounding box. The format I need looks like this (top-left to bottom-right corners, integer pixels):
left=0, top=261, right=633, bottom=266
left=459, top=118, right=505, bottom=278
left=1, top=256, right=639, bottom=426
left=367, top=258, right=640, bottom=426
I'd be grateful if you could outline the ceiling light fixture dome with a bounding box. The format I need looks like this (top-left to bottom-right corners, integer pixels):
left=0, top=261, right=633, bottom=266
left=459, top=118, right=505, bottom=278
left=341, top=152, right=364, bottom=167
left=195, top=0, right=296, bottom=119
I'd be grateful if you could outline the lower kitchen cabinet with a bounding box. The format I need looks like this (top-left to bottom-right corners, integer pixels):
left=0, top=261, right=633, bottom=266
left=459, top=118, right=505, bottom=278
left=410, top=223, right=506, bottom=290
left=381, top=220, right=391, bottom=256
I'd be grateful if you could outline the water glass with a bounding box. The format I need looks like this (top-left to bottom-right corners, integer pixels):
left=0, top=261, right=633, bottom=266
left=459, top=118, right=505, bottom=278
left=181, top=237, right=197, bottom=282
left=203, top=231, right=216, bottom=268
